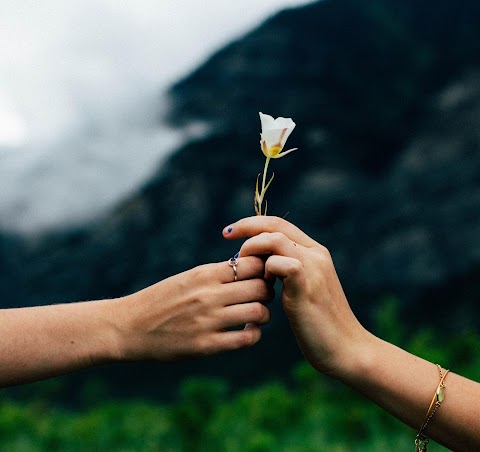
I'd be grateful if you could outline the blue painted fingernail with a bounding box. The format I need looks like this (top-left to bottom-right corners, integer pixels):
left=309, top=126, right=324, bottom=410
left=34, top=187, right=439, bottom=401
left=227, top=227, right=233, bottom=233
left=234, top=251, right=239, bottom=259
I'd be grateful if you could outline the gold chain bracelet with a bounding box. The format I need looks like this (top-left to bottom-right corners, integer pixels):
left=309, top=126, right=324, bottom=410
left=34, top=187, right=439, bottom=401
left=414, top=364, right=449, bottom=452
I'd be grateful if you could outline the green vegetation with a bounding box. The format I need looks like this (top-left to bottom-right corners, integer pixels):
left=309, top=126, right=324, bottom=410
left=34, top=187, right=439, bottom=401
left=1, top=300, right=476, bottom=451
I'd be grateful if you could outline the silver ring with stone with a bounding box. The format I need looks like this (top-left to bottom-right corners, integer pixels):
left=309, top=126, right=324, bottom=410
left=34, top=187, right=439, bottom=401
left=228, top=257, right=239, bottom=282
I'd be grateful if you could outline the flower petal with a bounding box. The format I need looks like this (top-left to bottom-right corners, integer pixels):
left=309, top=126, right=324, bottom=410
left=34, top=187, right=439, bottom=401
left=259, top=112, right=276, bottom=130
left=261, top=128, right=295, bottom=152
left=260, top=128, right=285, bottom=148
left=272, top=117, right=296, bottom=131
left=259, top=112, right=296, bottom=132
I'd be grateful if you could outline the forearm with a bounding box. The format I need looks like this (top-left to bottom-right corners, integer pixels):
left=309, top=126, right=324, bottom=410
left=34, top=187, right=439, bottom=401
left=0, top=299, right=122, bottom=386
left=225, top=216, right=480, bottom=450
left=0, top=257, right=272, bottom=387
left=339, top=333, right=480, bottom=451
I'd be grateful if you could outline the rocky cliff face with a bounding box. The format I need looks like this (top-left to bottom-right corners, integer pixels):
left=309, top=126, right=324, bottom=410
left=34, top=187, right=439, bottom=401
left=1, top=0, right=480, bottom=397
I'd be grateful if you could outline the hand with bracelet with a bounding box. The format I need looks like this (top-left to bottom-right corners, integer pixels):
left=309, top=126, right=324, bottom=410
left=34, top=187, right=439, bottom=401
left=0, top=256, right=273, bottom=387
left=224, top=215, right=480, bottom=452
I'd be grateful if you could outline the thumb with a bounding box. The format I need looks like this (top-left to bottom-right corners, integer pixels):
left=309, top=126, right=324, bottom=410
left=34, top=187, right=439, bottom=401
left=265, top=255, right=306, bottom=299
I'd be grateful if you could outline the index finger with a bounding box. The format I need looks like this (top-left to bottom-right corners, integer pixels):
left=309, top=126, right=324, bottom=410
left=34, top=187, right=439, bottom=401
left=223, top=216, right=318, bottom=248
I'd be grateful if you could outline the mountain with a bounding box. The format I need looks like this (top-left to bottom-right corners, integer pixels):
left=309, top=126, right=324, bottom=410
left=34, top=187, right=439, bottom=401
left=1, top=0, right=480, bottom=401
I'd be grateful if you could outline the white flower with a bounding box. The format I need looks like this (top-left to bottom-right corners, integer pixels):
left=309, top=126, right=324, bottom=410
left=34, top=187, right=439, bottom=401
left=254, top=112, right=298, bottom=215
left=259, top=112, right=298, bottom=158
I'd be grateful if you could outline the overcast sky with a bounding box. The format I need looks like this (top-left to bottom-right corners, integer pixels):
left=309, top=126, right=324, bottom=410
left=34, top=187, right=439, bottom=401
left=0, top=0, right=314, bottom=233
left=0, top=0, right=313, bottom=148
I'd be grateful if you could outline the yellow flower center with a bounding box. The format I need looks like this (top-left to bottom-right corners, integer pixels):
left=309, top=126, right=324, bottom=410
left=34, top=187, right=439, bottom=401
left=268, top=145, right=282, bottom=157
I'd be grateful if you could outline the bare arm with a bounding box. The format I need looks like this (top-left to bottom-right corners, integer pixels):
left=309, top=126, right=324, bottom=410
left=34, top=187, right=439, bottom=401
left=0, top=256, right=272, bottom=387
left=224, top=216, right=480, bottom=452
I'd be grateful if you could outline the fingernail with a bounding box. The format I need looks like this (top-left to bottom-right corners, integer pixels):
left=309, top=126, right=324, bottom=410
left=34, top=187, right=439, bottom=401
left=227, top=227, right=233, bottom=234
left=234, top=251, right=239, bottom=259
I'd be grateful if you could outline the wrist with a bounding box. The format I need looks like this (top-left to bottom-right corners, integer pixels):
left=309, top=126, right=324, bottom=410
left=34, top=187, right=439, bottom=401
left=87, top=296, right=133, bottom=365
left=326, top=327, right=381, bottom=384
left=104, top=291, right=156, bottom=363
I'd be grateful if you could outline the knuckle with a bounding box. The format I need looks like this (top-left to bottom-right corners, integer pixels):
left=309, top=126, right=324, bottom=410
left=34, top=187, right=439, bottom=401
left=251, top=279, right=270, bottom=300
left=250, top=302, right=266, bottom=320
left=270, top=231, right=286, bottom=245
left=258, top=231, right=271, bottom=240
left=319, top=245, right=332, bottom=260
left=260, top=305, right=271, bottom=323
left=314, top=246, right=333, bottom=267
left=286, top=258, right=303, bottom=276
left=316, top=243, right=332, bottom=259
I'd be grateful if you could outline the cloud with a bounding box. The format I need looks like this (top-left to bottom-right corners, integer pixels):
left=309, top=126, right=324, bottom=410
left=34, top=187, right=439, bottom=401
left=0, top=0, right=313, bottom=233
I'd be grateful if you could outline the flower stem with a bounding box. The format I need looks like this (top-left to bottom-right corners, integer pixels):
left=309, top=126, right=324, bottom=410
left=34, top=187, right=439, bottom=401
left=257, top=157, right=271, bottom=215
left=261, top=156, right=271, bottom=196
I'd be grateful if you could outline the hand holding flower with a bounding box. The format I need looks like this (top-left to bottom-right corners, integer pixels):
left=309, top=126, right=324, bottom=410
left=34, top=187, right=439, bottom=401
left=224, top=216, right=368, bottom=377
